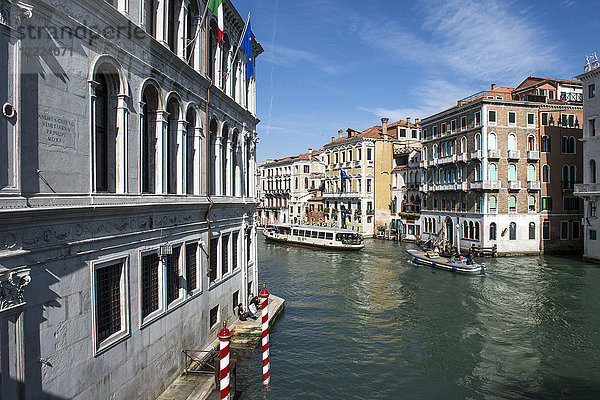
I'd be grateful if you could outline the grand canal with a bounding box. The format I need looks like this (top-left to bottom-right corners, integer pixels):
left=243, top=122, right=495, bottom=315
left=236, top=236, right=600, bottom=399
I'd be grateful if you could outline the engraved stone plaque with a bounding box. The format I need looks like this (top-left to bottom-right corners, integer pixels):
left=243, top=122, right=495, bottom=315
left=38, top=110, right=77, bottom=150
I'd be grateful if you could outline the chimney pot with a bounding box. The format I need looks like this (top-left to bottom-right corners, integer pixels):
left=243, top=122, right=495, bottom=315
left=381, top=118, right=389, bottom=140
left=331, top=136, right=335, bottom=142
left=491, top=83, right=496, bottom=90
left=308, top=148, right=312, bottom=152
left=407, top=117, right=411, bottom=124
left=338, top=130, right=343, bottom=138
left=415, top=118, right=420, bottom=124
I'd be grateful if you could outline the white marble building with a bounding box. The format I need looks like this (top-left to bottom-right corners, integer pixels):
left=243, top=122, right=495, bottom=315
left=0, top=0, right=261, bottom=398
left=575, top=54, right=600, bottom=262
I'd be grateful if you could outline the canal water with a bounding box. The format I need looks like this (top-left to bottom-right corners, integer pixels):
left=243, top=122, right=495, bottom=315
left=236, top=236, right=600, bottom=399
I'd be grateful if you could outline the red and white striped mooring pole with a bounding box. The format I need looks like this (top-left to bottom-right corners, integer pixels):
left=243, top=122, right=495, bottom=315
left=218, top=322, right=232, bottom=400
left=260, top=284, right=270, bottom=386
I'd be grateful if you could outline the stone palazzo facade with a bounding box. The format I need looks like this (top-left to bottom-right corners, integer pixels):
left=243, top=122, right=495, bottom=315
left=0, top=0, right=261, bottom=398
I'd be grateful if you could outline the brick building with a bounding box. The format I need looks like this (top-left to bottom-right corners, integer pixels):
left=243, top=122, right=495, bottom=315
left=420, top=78, right=583, bottom=255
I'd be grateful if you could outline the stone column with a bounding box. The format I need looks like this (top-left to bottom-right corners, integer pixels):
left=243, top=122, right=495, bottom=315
left=88, top=80, right=99, bottom=193
left=194, top=125, right=203, bottom=195
left=155, top=110, right=169, bottom=194
left=116, top=93, right=129, bottom=194
left=177, top=119, right=188, bottom=194
left=214, top=135, right=222, bottom=196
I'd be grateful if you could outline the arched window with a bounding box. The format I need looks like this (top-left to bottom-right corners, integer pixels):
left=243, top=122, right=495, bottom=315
left=166, top=96, right=181, bottom=194
left=527, top=135, right=535, bottom=151
left=528, top=195, right=536, bottom=212
left=542, top=164, right=550, bottom=183
left=305, top=177, right=309, bottom=189
left=508, top=133, right=517, bottom=150
left=93, top=67, right=122, bottom=193
left=463, top=221, right=468, bottom=238
left=231, top=131, right=239, bottom=196
left=509, top=195, right=517, bottom=212
left=509, top=222, right=517, bottom=240
left=186, top=107, right=197, bottom=195
left=570, top=165, right=576, bottom=185
left=489, top=222, right=497, bottom=240
left=489, top=163, right=497, bottom=181
left=562, top=136, right=568, bottom=153
left=489, top=195, right=497, bottom=212
left=541, top=135, right=551, bottom=152
left=591, top=160, right=597, bottom=184
left=508, top=164, right=517, bottom=181
left=209, top=119, right=218, bottom=195
left=527, top=164, right=536, bottom=181
left=141, top=84, right=159, bottom=194
left=422, top=148, right=427, bottom=161
left=475, top=133, right=481, bottom=150
left=569, top=137, right=576, bottom=153
left=488, top=132, right=497, bottom=149
left=433, top=144, right=438, bottom=158
left=529, top=222, right=536, bottom=239
left=142, top=0, right=155, bottom=36
left=469, top=221, right=474, bottom=239
left=186, top=0, right=200, bottom=67
left=167, top=0, right=177, bottom=52
left=475, top=163, right=482, bottom=181
left=461, top=137, right=467, bottom=154
left=474, top=222, right=480, bottom=240
left=221, top=124, right=230, bottom=195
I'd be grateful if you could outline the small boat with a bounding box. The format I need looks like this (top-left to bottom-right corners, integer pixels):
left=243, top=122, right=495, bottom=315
left=262, top=224, right=364, bottom=251
left=407, top=248, right=485, bottom=275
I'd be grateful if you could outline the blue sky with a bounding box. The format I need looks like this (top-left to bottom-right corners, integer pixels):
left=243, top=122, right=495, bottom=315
left=233, top=0, right=600, bottom=162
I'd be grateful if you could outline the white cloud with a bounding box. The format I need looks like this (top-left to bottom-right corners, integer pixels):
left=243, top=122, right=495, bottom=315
left=263, top=44, right=341, bottom=74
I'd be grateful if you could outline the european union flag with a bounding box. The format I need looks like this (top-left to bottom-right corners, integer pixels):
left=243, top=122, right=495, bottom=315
left=340, top=169, right=350, bottom=179
left=241, top=19, right=254, bottom=80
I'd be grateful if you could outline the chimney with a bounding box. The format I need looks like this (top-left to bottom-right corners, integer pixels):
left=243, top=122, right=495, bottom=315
left=381, top=118, right=389, bottom=140
left=406, top=117, right=411, bottom=124
left=338, top=129, right=343, bottom=138
left=308, top=148, right=313, bottom=152
left=415, top=118, right=420, bottom=124
left=491, top=83, right=496, bottom=90
left=331, top=136, right=335, bottom=142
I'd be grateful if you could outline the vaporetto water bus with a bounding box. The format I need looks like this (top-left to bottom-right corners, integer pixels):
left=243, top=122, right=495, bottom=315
left=262, top=224, right=365, bottom=250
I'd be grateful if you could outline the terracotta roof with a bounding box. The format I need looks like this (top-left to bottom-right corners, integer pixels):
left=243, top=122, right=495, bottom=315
left=262, top=149, right=323, bottom=166
left=514, top=76, right=582, bottom=92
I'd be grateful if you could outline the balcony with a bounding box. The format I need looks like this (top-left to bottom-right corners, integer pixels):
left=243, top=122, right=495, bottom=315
left=470, top=181, right=482, bottom=190
left=438, top=155, right=456, bottom=165
left=456, top=153, right=467, bottom=163
left=575, top=183, right=600, bottom=195
left=507, top=150, right=521, bottom=160
left=354, top=160, right=362, bottom=167
left=560, top=92, right=583, bottom=103
left=323, top=191, right=362, bottom=199
left=420, top=160, right=428, bottom=168
left=470, top=150, right=483, bottom=160
left=455, top=182, right=468, bottom=191
left=488, top=149, right=501, bottom=159
left=508, top=180, right=522, bottom=190
left=431, top=158, right=439, bottom=166
left=527, top=150, right=540, bottom=161
left=420, top=184, right=428, bottom=192
left=482, top=180, right=501, bottom=190
left=527, top=181, right=541, bottom=191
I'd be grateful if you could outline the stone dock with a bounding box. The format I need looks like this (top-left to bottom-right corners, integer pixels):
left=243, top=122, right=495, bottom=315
left=157, top=295, right=285, bottom=400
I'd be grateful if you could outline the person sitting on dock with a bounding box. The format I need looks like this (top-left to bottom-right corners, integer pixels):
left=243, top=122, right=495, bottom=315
left=237, top=303, right=258, bottom=321
left=466, top=253, right=474, bottom=265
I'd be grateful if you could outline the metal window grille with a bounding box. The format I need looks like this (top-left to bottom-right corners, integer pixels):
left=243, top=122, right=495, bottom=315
left=96, top=263, right=122, bottom=343
left=222, top=235, right=229, bottom=276
left=166, top=247, right=181, bottom=304
left=142, top=253, right=159, bottom=319
left=209, top=305, right=218, bottom=327
left=232, top=232, right=238, bottom=270
left=209, top=238, right=218, bottom=282
left=186, top=243, right=198, bottom=293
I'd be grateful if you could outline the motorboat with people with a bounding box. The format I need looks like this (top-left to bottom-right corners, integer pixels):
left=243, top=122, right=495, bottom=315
left=406, top=247, right=485, bottom=275
left=262, top=224, right=365, bottom=250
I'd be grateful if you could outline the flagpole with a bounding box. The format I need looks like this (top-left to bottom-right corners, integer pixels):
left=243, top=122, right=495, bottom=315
left=223, top=10, right=250, bottom=83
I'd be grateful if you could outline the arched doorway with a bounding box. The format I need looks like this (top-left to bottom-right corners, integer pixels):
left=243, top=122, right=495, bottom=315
left=445, top=217, right=454, bottom=246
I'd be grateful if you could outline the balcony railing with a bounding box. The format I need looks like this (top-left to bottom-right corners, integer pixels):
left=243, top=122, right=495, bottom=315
left=420, top=160, right=428, bottom=168
left=508, top=180, right=522, bottom=190
left=527, top=150, right=540, bottom=161
left=507, top=150, right=521, bottom=160
left=456, top=153, right=467, bottom=162
left=575, top=183, right=600, bottom=195
left=438, top=155, right=456, bottom=165
left=483, top=180, right=501, bottom=190
left=470, top=181, right=482, bottom=190
left=488, top=149, right=501, bottom=159
left=527, top=180, right=541, bottom=191
left=420, top=184, right=428, bottom=192
left=560, top=92, right=583, bottom=103
left=470, top=150, right=483, bottom=160
left=323, top=191, right=361, bottom=198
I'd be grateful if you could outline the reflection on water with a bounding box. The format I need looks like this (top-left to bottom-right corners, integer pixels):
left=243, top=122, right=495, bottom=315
left=236, top=237, right=600, bottom=399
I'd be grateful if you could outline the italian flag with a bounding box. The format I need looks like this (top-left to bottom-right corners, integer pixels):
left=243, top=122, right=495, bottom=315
left=208, top=0, right=224, bottom=45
